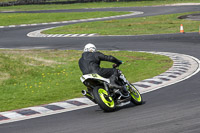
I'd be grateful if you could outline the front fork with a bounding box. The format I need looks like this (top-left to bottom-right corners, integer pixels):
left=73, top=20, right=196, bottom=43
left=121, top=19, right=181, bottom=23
left=119, top=73, right=135, bottom=93
left=103, top=82, right=111, bottom=96
left=119, top=73, right=130, bottom=90
left=119, top=73, right=128, bottom=83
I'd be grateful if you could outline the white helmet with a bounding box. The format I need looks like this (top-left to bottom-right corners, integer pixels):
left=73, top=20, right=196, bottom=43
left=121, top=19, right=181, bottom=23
left=84, top=43, right=96, bottom=52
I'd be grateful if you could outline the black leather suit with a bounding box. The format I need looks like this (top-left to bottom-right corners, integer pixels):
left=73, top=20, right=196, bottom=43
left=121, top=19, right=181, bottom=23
left=79, top=51, right=122, bottom=78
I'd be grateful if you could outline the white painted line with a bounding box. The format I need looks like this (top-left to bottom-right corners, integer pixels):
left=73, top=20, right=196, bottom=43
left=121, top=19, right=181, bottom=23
left=79, top=34, right=87, bottom=37
left=64, top=34, right=72, bottom=37
left=0, top=104, right=96, bottom=125
left=0, top=112, right=24, bottom=119
left=71, top=34, right=79, bottom=37
left=30, top=24, right=38, bottom=26
left=70, top=98, right=95, bottom=105
left=19, top=24, right=28, bottom=27
left=102, top=17, right=110, bottom=19
left=51, top=34, right=59, bottom=37
left=41, top=23, right=48, bottom=25
left=26, top=11, right=144, bottom=38
left=49, top=102, right=77, bottom=108
left=50, top=22, right=60, bottom=24
left=95, top=18, right=102, bottom=20
left=88, top=34, right=96, bottom=36
left=79, top=19, right=88, bottom=22
left=57, top=34, right=65, bottom=37
left=46, top=35, right=54, bottom=37
left=62, top=21, right=70, bottom=24
left=87, top=18, right=96, bottom=21
left=145, top=78, right=164, bottom=83
left=27, top=107, right=52, bottom=113
left=1, top=11, right=144, bottom=31
left=9, top=25, right=16, bottom=27
left=0, top=11, right=15, bottom=13
left=69, top=20, right=78, bottom=23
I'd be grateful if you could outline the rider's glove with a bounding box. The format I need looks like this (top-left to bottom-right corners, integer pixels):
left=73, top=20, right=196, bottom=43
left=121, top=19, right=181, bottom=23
left=113, top=64, right=118, bottom=68
left=117, top=60, right=123, bottom=66
left=113, top=61, right=123, bottom=68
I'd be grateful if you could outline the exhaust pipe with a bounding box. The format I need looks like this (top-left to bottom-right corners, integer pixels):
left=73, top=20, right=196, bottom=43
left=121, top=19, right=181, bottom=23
left=82, top=90, right=87, bottom=95
left=82, top=90, right=96, bottom=104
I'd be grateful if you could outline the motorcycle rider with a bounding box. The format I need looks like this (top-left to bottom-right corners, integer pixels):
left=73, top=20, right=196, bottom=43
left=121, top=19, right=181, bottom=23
left=79, top=43, right=128, bottom=94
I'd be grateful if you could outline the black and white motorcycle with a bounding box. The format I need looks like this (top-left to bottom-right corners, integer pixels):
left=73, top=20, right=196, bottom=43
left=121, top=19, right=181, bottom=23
left=80, top=64, right=143, bottom=112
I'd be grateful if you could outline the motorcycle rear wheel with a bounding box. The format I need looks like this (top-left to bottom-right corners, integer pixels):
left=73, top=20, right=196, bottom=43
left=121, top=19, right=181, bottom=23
left=93, top=86, right=116, bottom=112
left=128, top=84, right=143, bottom=105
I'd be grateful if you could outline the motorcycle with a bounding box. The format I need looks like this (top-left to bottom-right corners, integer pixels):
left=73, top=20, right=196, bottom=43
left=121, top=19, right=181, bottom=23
left=80, top=64, right=143, bottom=112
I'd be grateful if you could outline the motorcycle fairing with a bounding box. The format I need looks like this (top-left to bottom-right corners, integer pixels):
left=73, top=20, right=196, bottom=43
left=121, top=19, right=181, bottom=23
left=80, top=73, right=110, bottom=83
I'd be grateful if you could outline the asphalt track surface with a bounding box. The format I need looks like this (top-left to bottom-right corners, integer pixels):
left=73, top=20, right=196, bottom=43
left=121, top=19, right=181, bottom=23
left=0, top=5, right=200, bottom=133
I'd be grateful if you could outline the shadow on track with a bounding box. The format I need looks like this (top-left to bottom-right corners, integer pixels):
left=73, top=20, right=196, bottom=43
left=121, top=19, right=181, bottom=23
left=94, top=101, right=146, bottom=113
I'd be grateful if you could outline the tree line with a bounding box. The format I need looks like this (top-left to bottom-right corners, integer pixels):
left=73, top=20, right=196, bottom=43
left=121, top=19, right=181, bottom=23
left=0, top=0, right=141, bottom=6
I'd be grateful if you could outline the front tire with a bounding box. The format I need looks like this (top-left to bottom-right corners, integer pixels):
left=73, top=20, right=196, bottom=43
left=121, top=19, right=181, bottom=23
left=93, top=86, right=116, bottom=112
left=128, top=84, right=143, bottom=105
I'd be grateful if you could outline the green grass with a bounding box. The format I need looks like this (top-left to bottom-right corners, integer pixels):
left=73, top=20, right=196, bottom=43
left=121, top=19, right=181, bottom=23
left=43, top=12, right=200, bottom=35
left=0, top=0, right=199, bottom=11
left=0, top=11, right=128, bottom=26
left=0, top=50, right=172, bottom=112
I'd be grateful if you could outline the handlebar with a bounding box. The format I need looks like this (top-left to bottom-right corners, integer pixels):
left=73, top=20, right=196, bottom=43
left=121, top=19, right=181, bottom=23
left=112, top=64, right=119, bottom=68
left=113, top=61, right=124, bottom=68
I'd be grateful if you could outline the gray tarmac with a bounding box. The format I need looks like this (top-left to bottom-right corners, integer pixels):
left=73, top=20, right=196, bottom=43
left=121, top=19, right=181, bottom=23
left=179, top=13, right=200, bottom=21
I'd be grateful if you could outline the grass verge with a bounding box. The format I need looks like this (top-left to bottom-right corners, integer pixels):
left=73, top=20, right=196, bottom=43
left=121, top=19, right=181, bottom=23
left=0, top=0, right=200, bottom=11
left=0, top=11, right=128, bottom=26
left=0, top=49, right=172, bottom=112
left=43, top=11, right=200, bottom=35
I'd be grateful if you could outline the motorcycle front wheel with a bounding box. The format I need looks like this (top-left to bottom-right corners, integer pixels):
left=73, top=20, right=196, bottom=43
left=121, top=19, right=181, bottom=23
left=128, top=84, right=143, bottom=105
left=93, top=86, right=116, bottom=112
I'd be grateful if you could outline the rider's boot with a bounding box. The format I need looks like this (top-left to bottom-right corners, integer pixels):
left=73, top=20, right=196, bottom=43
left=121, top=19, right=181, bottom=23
left=109, top=74, right=124, bottom=90
left=108, top=84, right=124, bottom=89
left=109, top=70, right=129, bottom=96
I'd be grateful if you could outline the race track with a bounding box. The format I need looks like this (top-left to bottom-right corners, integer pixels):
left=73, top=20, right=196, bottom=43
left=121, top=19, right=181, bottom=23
left=0, top=4, right=200, bottom=133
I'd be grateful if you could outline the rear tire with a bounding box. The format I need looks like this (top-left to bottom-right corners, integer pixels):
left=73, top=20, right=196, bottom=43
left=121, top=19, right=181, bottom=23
left=128, top=84, right=143, bottom=105
left=93, top=86, right=116, bottom=112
